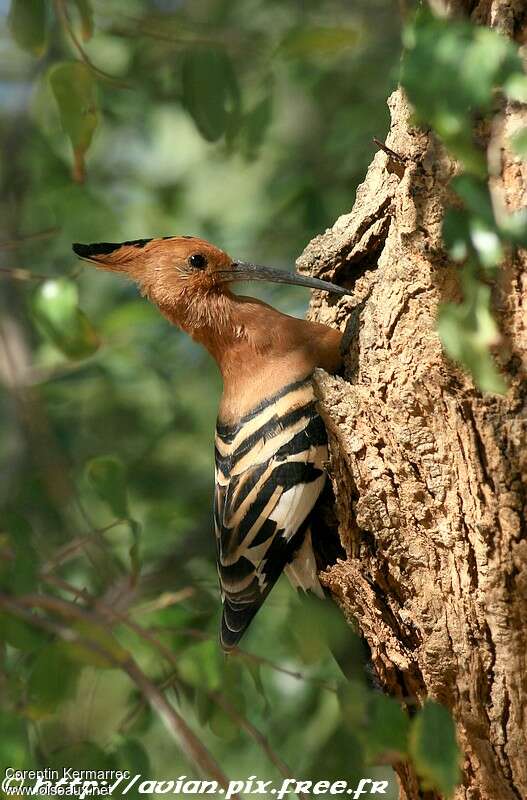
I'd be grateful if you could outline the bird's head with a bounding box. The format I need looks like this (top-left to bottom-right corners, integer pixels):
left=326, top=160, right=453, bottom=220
left=72, top=236, right=348, bottom=304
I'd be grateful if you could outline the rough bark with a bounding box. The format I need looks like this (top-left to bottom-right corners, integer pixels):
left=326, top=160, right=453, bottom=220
left=297, top=5, right=527, bottom=799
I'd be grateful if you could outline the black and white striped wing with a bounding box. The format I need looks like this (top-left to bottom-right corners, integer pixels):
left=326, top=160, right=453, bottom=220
left=214, top=377, right=328, bottom=650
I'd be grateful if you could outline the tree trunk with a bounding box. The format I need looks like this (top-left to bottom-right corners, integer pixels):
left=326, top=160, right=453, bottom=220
left=297, top=4, right=527, bottom=799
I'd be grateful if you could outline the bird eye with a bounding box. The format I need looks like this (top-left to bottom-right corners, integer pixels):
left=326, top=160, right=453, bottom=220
left=189, top=253, right=207, bottom=270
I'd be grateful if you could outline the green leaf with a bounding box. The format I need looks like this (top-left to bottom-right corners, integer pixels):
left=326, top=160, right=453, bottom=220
left=101, top=300, right=159, bottom=336
left=510, top=127, right=527, bottom=158
left=208, top=705, right=239, bottom=741
left=504, top=73, right=527, bottom=103
left=47, top=742, right=112, bottom=772
left=221, top=659, right=246, bottom=716
left=0, top=514, right=39, bottom=595
left=62, top=620, right=129, bottom=669
left=85, top=456, right=141, bottom=576
left=498, top=208, right=527, bottom=246
left=446, top=177, right=503, bottom=268
left=451, top=175, right=495, bottom=227
left=128, top=518, right=142, bottom=581
left=113, top=738, right=150, bottom=776
left=409, top=701, right=461, bottom=798
left=460, top=27, right=519, bottom=105
left=27, top=644, right=80, bottom=717
left=85, top=456, right=129, bottom=519
left=0, top=612, right=46, bottom=652
left=239, top=93, right=273, bottom=160
left=401, top=11, right=522, bottom=174
left=208, top=662, right=246, bottom=741
left=194, top=688, right=214, bottom=726
left=0, top=711, right=30, bottom=770
left=469, top=220, right=503, bottom=269
left=443, top=208, right=471, bottom=262
left=8, top=0, right=47, bottom=57
left=364, top=694, right=409, bottom=761
left=307, top=728, right=364, bottom=784
left=438, top=266, right=507, bottom=394
left=291, top=593, right=350, bottom=665
left=339, top=683, right=409, bottom=761
left=32, top=279, right=99, bottom=360
left=120, top=695, right=153, bottom=737
left=445, top=177, right=505, bottom=267
left=178, top=640, right=222, bottom=691
left=72, top=0, right=94, bottom=42
left=49, top=61, right=98, bottom=182
left=241, top=658, right=269, bottom=711
left=181, top=48, right=240, bottom=142
left=280, top=26, right=359, bottom=57
left=339, top=681, right=369, bottom=731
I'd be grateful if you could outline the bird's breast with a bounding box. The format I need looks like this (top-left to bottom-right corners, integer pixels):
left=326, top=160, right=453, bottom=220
left=214, top=372, right=330, bottom=650
left=215, top=374, right=325, bottom=465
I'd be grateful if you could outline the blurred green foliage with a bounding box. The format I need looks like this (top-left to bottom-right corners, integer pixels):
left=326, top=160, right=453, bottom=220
left=32, top=278, right=100, bottom=358
left=409, top=701, right=461, bottom=797
left=402, top=8, right=527, bottom=393
left=0, top=0, right=473, bottom=795
left=7, top=0, right=48, bottom=57
left=49, top=61, right=98, bottom=182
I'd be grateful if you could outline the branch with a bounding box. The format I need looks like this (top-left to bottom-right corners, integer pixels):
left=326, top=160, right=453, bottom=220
left=0, top=227, right=59, bottom=250
left=40, top=520, right=128, bottom=573
left=211, top=690, right=304, bottom=790
left=161, top=627, right=338, bottom=692
left=43, top=576, right=300, bottom=789
left=0, top=266, right=50, bottom=281
left=0, top=593, right=236, bottom=795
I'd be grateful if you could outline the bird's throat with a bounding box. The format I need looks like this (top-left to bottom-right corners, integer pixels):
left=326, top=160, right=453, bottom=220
left=159, top=290, right=285, bottom=365
left=157, top=289, right=341, bottom=422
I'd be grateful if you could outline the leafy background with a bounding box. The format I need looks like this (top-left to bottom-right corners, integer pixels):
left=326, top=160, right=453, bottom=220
left=0, top=0, right=405, bottom=792
left=7, top=0, right=526, bottom=794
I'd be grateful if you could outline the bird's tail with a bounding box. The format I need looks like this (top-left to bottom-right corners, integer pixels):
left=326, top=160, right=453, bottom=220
left=220, top=599, right=260, bottom=652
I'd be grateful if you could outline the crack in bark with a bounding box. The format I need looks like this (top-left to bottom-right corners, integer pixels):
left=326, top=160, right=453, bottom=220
left=385, top=286, right=429, bottom=341
left=464, top=404, right=497, bottom=494
left=337, top=207, right=393, bottom=287
left=301, top=84, right=527, bottom=799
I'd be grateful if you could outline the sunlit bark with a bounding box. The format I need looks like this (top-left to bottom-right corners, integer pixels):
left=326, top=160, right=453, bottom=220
left=299, top=4, right=527, bottom=795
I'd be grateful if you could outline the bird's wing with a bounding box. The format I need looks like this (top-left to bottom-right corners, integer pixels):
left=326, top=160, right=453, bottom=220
left=214, top=377, right=328, bottom=650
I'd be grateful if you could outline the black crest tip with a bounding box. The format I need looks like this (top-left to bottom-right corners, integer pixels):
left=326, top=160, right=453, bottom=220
left=72, top=241, right=122, bottom=258
left=72, top=242, right=93, bottom=257
left=72, top=239, right=154, bottom=259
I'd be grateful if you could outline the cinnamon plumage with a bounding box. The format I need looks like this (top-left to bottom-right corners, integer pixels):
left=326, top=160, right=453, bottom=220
left=73, top=236, right=347, bottom=650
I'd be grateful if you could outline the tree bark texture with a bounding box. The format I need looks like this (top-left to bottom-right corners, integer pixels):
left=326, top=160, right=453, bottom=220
left=297, top=5, right=527, bottom=799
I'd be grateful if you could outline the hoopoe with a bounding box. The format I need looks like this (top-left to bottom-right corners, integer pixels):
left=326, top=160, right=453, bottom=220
left=73, top=237, right=348, bottom=650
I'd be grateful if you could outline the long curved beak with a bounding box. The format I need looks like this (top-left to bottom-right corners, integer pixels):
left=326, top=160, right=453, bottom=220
left=218, top=261, right=350, bottom=296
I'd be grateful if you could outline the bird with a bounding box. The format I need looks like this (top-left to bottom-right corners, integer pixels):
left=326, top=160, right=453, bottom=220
left=72, top=236, right=348, bottom=651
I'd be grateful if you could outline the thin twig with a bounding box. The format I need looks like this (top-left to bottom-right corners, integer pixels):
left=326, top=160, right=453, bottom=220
left=0, top=227, right=59, bottom=250
left=211, top=690, right=306, bottom=791
left=122, top=659, right=237, bottom=794
left=41, top=577, right=303, bottom=790
left=0, top=266, right=50, bottom=282
left=54, top=0, right=131, bottom=88
left=100, top=9, right=249, bottom=53
left=111, top=25, right=229, bottom=49
left=118, top=667, right=179, bottom=735
left=41, top=520, right=128, bottom=573
left=233, top=648, right=338, bottom=693
left=133, top=589, right=196, bottom=615
left=171, top=628, right=338, bottom=693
